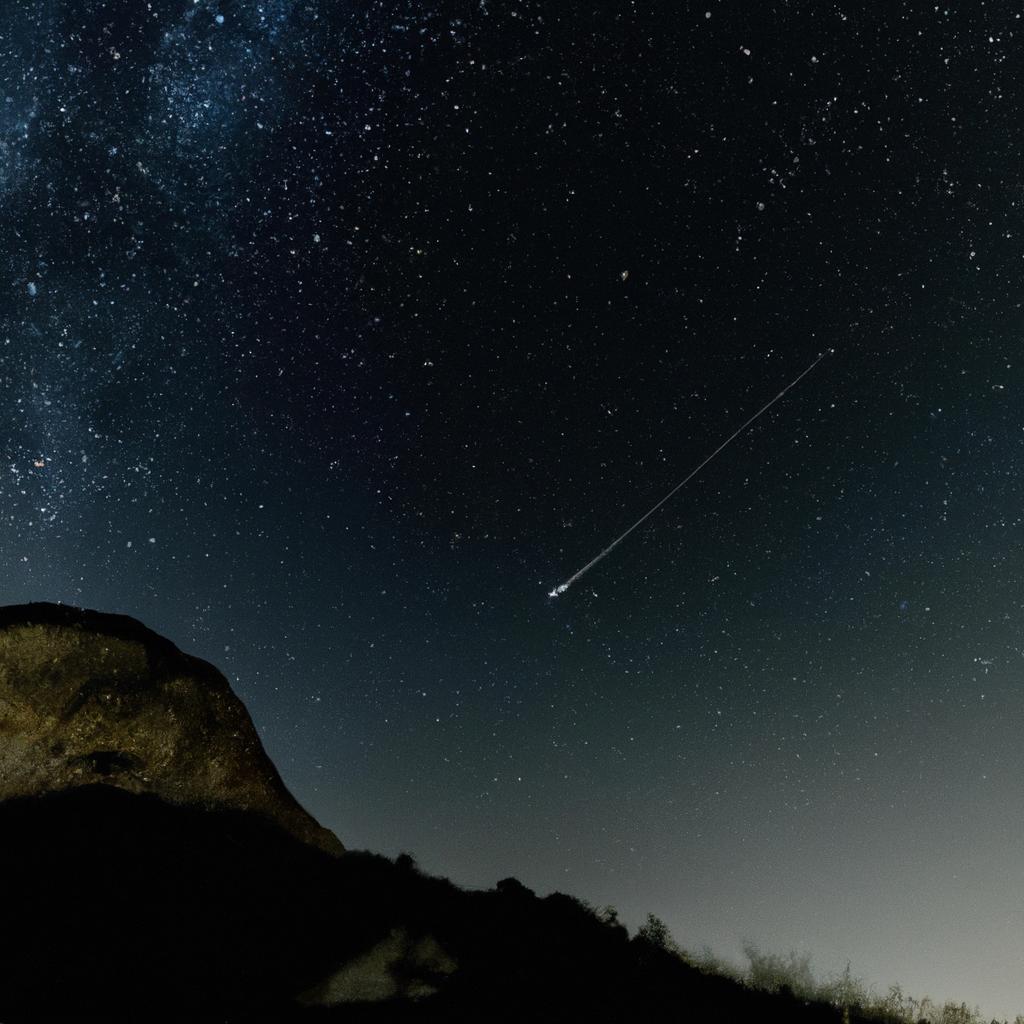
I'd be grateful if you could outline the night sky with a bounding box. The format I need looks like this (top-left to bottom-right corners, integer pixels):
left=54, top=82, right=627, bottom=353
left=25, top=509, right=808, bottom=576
left=3, top=1, right=1024, bottom=1017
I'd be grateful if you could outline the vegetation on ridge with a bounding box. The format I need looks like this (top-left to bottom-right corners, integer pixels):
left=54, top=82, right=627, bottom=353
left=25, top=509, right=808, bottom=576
left=633, top=913, right=1017, bottom=1024
left=269, top=853, right=1020, bottom=1024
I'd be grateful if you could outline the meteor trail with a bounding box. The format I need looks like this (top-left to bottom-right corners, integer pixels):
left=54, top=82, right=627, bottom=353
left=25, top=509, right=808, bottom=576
left=547, top=348, right=833, bottom=598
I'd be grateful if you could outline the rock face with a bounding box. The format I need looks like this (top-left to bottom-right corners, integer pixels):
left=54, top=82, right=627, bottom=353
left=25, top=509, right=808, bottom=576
left=0, top=601, right=342, bottom=856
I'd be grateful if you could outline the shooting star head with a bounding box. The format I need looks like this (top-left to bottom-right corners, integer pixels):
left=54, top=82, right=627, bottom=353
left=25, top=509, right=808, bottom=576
left=548, top=582, right=570, bottom=598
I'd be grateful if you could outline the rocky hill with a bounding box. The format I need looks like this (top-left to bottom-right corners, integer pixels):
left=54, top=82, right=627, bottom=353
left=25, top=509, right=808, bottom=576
left=0, top=602, right=341, bottom=856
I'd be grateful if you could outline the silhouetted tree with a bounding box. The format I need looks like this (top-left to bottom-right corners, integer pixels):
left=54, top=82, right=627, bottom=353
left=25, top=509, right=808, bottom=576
left=820, top=960, right=867, bottom=1010
left=742, top=943, right=816, bottom=999
left=395, top=852, right=418, bottom=872
left=636, top=913, right=678, bottom=954
left=495, top=877, right=535, bottom=899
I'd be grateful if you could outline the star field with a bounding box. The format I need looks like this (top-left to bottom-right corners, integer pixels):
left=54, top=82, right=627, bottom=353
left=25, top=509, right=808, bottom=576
left=3, top=2, right=1024, bottom=1018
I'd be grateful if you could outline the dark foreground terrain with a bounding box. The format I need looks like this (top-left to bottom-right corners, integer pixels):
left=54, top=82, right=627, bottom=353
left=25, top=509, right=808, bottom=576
left=0, top=785, right=907, bottom=1024
left=0, top=603, right=921, bottom=1022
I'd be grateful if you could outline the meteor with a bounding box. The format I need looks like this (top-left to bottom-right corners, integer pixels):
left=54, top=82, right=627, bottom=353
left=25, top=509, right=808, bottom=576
left=547, top=349, right=833, bottom=598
